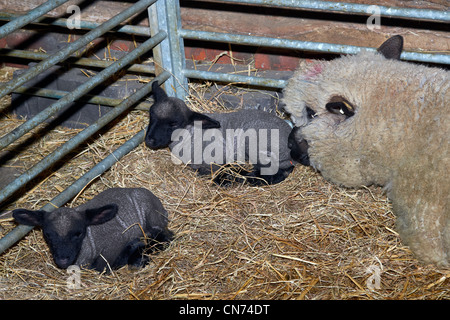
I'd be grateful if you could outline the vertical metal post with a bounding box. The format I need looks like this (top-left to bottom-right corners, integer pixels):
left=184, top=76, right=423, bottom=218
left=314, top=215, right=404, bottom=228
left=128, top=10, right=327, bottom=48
left=148, top=1, right=173, bottom=96
left=166, top=0, right=188, bottom=99
left=148, top=0, right=188, bottom=100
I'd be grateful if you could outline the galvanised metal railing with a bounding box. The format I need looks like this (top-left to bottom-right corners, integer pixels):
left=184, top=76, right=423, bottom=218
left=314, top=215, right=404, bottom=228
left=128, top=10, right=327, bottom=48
left=0, top=31, right=166, bottom=149
left=0, top=0, right=169, bottom=253
left=0, top=72, right=169, bottom=253
left=0, top=0, right=72, bottom=39
left=169, top=0, right=449, bottom=100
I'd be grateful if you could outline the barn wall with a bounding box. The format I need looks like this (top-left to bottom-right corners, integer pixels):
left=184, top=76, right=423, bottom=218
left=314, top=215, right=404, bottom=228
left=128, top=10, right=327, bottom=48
left=0, top=0, right=448, bottom=70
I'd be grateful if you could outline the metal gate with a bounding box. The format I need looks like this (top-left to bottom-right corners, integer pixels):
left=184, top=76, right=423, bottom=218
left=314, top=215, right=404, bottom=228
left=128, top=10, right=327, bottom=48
left=158, top=0, right=449, bottom=99
left=0, top=0, right=448, bottom=253
left=0, top=0, right=171, bottom=252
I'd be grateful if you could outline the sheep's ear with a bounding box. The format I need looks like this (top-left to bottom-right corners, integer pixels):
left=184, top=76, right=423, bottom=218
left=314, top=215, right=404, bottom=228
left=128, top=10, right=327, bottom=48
left=152, top=81, right=168, bottom=102
left=377, top=35, right=403, bottom=60
left=189, top=112, right=221, bottom=129
left=85, top=204, right=118, bottom=226
left=12, top=209, right=45, bottom=226
left=326, top=96, right=355, bottom=117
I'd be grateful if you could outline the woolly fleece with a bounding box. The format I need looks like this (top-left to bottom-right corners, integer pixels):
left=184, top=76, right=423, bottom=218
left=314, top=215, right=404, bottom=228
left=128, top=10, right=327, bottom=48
left=282, top=47, right=449, bottom=267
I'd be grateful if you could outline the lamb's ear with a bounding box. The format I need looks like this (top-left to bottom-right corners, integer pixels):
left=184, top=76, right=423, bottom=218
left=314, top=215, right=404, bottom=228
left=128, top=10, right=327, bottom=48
left=152, top=81, right=168, bottom=102
left=377, top=35, right=403, bottom=60
left=85, top=204, right=118, bottom=226
left=12, top=209, right=45, bottom=226
left=326, top=96, right=355, bottom=117
left=189, top=112, right=221, bottom=129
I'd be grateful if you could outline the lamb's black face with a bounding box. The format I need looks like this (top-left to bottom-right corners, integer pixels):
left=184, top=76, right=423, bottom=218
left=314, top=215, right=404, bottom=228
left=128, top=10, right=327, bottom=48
left=43, top=223, right=86, bottom=269
left=145, top=115, right=180, bottom=149
left=42, top=211, right=87, bottom=269
left=145, top=95, right=221, bottom=150
left=12, top=208, right=86, bottom=269
left=145, top=97, right=191, bottom=149
left=288, top=107, right=317, bottom=166
left=288, top=126, right=310, bottom=166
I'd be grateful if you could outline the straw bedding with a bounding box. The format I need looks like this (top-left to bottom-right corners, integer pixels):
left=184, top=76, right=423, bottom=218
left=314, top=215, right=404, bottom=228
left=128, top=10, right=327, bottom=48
left=0, top=66, right=449, bottom=300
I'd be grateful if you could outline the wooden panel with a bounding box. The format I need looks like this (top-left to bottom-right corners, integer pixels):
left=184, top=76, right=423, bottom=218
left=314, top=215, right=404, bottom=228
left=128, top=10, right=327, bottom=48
left=0, top=0, right=448, bottom=70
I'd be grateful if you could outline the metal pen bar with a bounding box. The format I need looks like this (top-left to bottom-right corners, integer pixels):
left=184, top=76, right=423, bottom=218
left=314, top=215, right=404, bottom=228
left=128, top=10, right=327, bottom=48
left=148, top=0, right=176, bottom=97
left=0, top=12, right=151, bottom=37
left=165, top=0, right=189, bottom=99
left=0, top=0, right=71, bottom=39
left=180, top=29, right=450, bottom=65
left=13, top=86, right=153, bottom=111
left=148, top=0, right=188, bottom=100
left=217, top=0, right=449, bottom=22
left=0, top=71, right=169, bottom=206
left=0, top=30, right=166, bottom=150
left=0, top=128, right=148, bottom=254
left=0, top=49, right=156, bottom=74
left=184, top=69, right=287, bottom=88
left=0, top=0, right=157, bottom=100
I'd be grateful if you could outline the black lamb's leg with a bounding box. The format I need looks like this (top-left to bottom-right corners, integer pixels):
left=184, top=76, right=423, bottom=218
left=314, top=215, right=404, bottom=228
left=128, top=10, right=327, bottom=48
left=112, top=238, right=148, bottom=269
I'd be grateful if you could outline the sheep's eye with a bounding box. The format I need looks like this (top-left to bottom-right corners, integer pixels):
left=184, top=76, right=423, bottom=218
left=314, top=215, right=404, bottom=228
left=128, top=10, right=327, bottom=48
left=169, top=121, right=179, bottom=129
left=72, top=231, right=83, bottom=239
left=325, top=96, right=355, bottom=118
